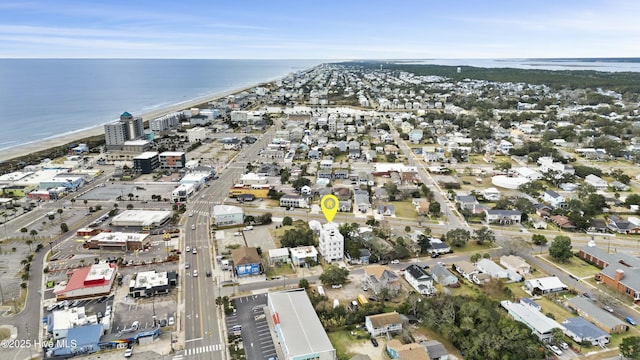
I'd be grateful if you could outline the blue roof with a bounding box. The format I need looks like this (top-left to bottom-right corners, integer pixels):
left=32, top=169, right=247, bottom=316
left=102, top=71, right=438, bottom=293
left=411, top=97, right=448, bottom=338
left=564, top=317, right=608, bottom=339
left=121, top=111, right=132, bottom=117
left=50, top=324, right=102, bottom=356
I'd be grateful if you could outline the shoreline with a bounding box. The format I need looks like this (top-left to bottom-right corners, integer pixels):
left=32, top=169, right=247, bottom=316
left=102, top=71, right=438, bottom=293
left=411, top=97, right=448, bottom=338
left=0, top=83, right=260, bottom=163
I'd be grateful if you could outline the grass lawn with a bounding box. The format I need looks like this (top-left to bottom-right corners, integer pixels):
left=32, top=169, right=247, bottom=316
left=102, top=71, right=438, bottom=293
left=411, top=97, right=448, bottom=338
left=264, top=262, right=296, bottom=278
left=391, top=201, right=418, bottom=219
left=536, top=296, right=574, bottom=323
left=0, top=327, right=11, bottom=341
left=541, top=255, right=601, bottom=278
left=328, top=330, right=369, bottom=360
left=456, top=241, right=498, bottom=255
left=269, top=225, right=296, bottom=247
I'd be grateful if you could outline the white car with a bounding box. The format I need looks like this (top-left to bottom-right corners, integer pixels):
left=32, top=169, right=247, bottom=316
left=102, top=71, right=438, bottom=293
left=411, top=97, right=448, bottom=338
left=124, top=348, right=133, bottom=358
left=193, top=270, right=198, bottom=277
left=186, top=246, right=191, bottom=252
left=549, top=345, right=562, bottom=356
left=189, top=212, right=194, bottom=217
left=168, top=316, right=175, bottom=326
left=192, top=248, right=197, bottom=254
left=391, top=260, right=400, bottom=264
left=331, top=284, right=342, bottom=289
left=244, top=225, right=253, bottom=231
left=233, top=232, right=243, bottom=237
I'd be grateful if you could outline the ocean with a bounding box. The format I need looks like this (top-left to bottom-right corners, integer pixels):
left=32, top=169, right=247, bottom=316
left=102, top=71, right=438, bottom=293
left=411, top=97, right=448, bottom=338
left=1, top=58, right=639, bottom=153
left=0, top=59, right=322, bottom=152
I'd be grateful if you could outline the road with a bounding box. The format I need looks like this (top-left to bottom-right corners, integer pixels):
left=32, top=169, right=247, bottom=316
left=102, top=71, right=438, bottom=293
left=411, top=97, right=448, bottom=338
left=180, top=123, right=277, bottom=360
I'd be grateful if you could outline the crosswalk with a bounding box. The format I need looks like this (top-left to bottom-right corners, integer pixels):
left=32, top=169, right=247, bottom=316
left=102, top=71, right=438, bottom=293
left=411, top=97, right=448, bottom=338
left=184, top=343, right=224, bottom=356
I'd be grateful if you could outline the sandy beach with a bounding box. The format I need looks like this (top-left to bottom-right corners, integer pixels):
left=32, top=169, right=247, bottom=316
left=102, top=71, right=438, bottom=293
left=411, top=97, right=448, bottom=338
left=0, top=84, right=258, bottom=162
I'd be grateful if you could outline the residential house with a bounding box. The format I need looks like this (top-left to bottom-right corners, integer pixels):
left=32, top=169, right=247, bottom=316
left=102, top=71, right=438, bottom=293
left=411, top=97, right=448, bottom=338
left=279, top=194, right=310, bottom=209
left=550, top=214, right=575, bottom=230
left=501, top=300, right=565, bottom=341
left=566, top=296, right=628, bottom=334
left=404, top=264, right=436, bottom=295
left=585, top=174, right=608, bottom=190
left=500, top=255, right=531, bottom=275
left=454, top=261, right=479, bottom=283
left=289, top=246, right=318, bottom=266
left=365, top=312, right=403, bottom=337
left=422, top=146, right=445, bottom=163
left=373, top=188, right=389, bottom=201
left=484, top=209, right=522, bottom=224
left=268, top=248, right=290, bottom=265
left=363, top=265, right=401, bottom=295
left=455, top=195, right=482, bottom=213
left=563, top=317, right=610, bottom=346
left=354, top=190, right=371, bottom=213
left=431, top=264, right=458, bottom=286
left=483, top=187, right=501, bottom=201
left=606, top=215, right=640, bottom=234
left=377, top=204, right=395, bottom=217
left=386, top=339, right=429, bottom=360
left=426, top=238, right=451, bottom=255
left=610, top=181, right=630, bottom=191
left=542, top=190, right=567, bottom=209
left=475, top=259, right=518, bottom=281
left=421, top=340, right=449, bottom=360
left=513, top=167, right=543, bottom=181
left=525, top=277, right=568, bottom=295
left=578, top=242, right=640, bottom=269
left=409, top=129, right=424, bottom=144
left=415, top=200, right=430, bottom=216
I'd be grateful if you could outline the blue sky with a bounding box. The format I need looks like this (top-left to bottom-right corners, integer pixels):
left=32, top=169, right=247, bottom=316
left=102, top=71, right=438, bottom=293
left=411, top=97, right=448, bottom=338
left=0, top=0, right=638, bottom=59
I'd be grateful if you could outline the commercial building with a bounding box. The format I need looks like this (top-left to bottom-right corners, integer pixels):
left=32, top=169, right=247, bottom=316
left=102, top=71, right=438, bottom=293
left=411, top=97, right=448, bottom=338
left=46, top=323, right=103, bottom=358
left=318, top=222, right=344, bottom=262
left=171, top=183, right=196, bottom=202
left=54, top=263, right=117, bottom=300
left=213, top=205, right=244, bottom=227
left=104, top=112, right=144, bottom=150
left=267, top=290, right=336, bottom=360
left=159, top=151, right=186, bottom=170
left=187, top=127, right=208, bottom=143
left=133, top=152, right=160, bottom=174
left=84, top=232, right=150, bottom=251
left=129, top=270, right=177, bottom=298
left=47, top=307, right=99, bottom=339
left=231, top=247, right=262, bottom=277
left=279, top=194, right=310, bottom=209
left=110, top=210, right=172, bottom=228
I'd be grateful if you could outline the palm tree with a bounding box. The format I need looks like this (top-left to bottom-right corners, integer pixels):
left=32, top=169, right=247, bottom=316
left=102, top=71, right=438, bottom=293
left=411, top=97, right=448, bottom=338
left=70, top=198, right=76, bottom=208
left=20, top=227, right=28, bottom=238
left=83, top=199, right=88, bottom=209
left=30, top=229, right=38, bottom=241
left=26, top=239, right=33, bottom=252
left=57, top=208, right=63, bottom=222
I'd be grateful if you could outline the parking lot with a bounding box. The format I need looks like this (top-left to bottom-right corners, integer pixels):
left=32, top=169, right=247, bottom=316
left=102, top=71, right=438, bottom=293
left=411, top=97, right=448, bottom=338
left=76, top=182, right=176, bottom=202
left=228, top=294, right=277, bottom=360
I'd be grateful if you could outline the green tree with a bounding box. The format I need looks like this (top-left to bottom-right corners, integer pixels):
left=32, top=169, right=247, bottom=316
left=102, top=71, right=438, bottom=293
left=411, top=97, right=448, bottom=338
left=473, top=226, right=495, bottom=245
left=417, top=235, right=431, bottom=254
left=549, top=235, right=573, bottom=262
left=20, top=227, right=28, bottom=238
left=57, top=208, right=63, bottom=221
left=319, top=265, right=349, bottom=286
left=446, top=228, right=471, bottom=247
left=291, top=177, right=311, bottom=192
left=26, top=239, right=33, bottom=252
left=620, top=336, right=640, bottom=360
left=531, top=234, right=547, bottom=246
left=470, top=253, right=481, bottom=263
left=282, top=216, right=293, bottom=226
left=551, top=327, right=565, bottom=345
left=29, top=229, right=38, bottom=240
left=280, top=168, right=291, bottom=184
left=298, top=278, right=309, bottom=289
left=428, top=201, right=441, bottom=216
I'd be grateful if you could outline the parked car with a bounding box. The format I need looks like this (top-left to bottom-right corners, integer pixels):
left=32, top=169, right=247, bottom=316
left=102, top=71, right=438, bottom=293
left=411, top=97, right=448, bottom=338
left=370, top=337, right=379, bottom=347
left=391, top=259, right=400, bottom=264
left=560, top=342, right=569, bottom=350
left=168, top=317, right=175, bottom=326
left=160, top=319, right=167, bottom=327
left=124, top=348, right=133, bottom=358
left=626, top=317, right=637, bottom=325
left=331, top=284, right=342, bottom=289
left=233, top=232, right=243, bottom=237
left=244, top=225, right=254, bottom=231
left=603, top=305, right=614, bottom=313
left=431, top=253, right=440, bottom=258
left=548, top=345, right=562, bottom=356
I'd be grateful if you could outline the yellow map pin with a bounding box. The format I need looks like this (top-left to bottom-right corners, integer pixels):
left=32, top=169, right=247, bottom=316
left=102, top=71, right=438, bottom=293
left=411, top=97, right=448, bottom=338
left=320, top=194, right=339, bottom=223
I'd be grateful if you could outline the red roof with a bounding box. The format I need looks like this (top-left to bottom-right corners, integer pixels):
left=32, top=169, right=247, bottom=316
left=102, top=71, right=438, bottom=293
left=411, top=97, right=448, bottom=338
left=55, top=263, right=116, bottom=294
